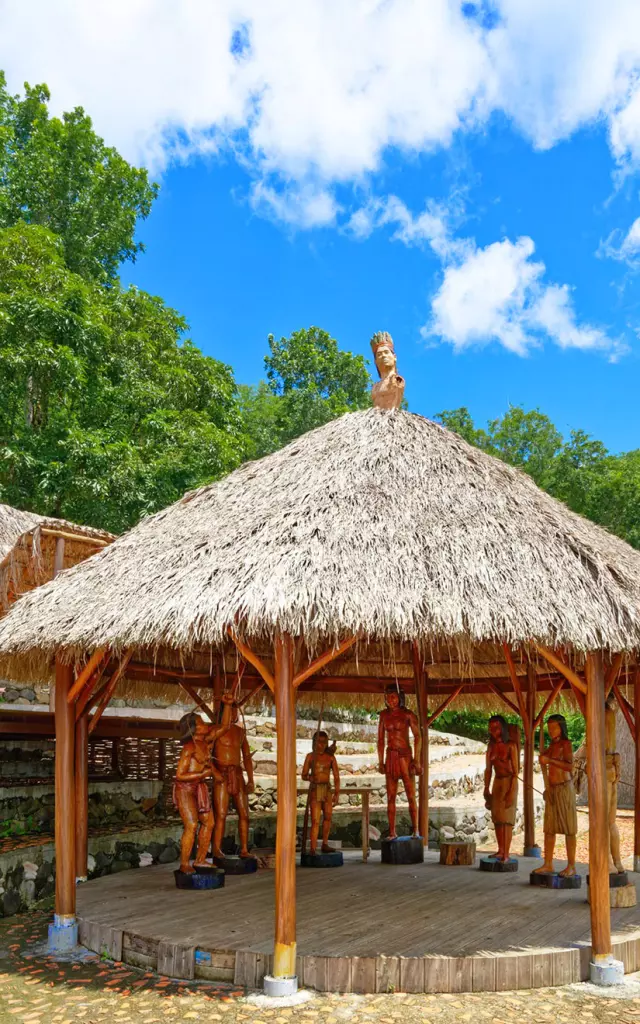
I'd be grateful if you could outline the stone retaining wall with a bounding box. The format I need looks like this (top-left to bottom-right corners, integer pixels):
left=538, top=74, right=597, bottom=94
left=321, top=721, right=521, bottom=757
left=0, top=780, right=166, bottom=837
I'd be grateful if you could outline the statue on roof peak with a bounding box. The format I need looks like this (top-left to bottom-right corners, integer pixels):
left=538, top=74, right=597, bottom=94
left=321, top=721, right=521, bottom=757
left=370, top=332, right=405, bottom=410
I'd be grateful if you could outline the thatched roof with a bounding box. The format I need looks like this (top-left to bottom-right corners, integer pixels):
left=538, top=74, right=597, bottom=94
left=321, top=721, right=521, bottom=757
left=0, top=409, right=640, bottom=685
left=0, top=503, right=114, bottom=612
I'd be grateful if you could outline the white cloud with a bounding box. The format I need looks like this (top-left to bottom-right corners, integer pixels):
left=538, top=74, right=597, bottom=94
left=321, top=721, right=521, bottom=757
left=599, top=216, right=640, bottom=264
left=346, top=193, right=620, bottom=358
left=249, top=181, right=339, bottom=229
left=2, top=0, right=640, bottom=201
left=346, top=196, right=453, bottom=251
left=427, top=235, right=621, bottom=358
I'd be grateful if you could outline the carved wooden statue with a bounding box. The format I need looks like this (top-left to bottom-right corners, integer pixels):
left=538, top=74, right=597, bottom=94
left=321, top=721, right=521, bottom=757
left=371, top=332, right=405, bottom=410
left=533, top=714, right=578, bottom=877
left=378, top=686, right=422, bottom=838
left=302, top=730, right=340, bottom=854
left=211, top=699, right=255, bottom=860
left=174, top=693, right=234, bottom=874
left=484, top=714, right=519, bottom=862
left=605, top=697, right=624, bottom=872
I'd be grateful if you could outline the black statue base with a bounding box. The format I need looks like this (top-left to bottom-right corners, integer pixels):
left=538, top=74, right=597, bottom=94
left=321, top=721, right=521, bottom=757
left=174, top=866, right=225, bottom=890
left=213, top=855, right=258, bottom=875
left=530, top=870, right=582, bottom=889
left=479, top=856, right=518, bottom=873
left=300, top=850, right=344, bottom=868
left=381, top=836, right=424, bottom=865
left=586, top=871, right=629, bottom=888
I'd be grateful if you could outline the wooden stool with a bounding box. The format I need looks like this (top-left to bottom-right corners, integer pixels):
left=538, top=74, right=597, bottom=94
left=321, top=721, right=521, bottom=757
left=439, top=841, right=476, bottom=866
left=587, top=872, right=637, bottom=907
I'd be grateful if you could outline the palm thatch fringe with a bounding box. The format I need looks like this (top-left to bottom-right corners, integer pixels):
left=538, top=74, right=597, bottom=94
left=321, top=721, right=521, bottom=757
left=1, top=410, right=640, bottom=686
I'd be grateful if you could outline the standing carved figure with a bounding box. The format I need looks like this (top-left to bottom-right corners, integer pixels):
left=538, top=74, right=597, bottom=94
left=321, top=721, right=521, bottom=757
left=212, top=701, right=255, bottom=860
left=378, top=686, right=422, bottom=838
left=605, top=697, right=624, bottom=872
left=370, top=332, right=405, bottom=410
left=533, top=714, right=578, bottom=877
left=483, top=715, right=519, bottom=862
left=302, top=731, right=340, bottom=854
left=174, top=693, right=234, bottom=874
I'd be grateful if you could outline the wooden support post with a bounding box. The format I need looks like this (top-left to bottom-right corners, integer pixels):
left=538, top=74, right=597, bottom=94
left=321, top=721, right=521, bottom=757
left=412, top=644, right=429, bottom=847
left=75, top=713, right=89, bottom=881
left=54, top=659, right=76, bottom=919
left=585, top=651, right=612, bottom=964
left=362, top=791, right=370, bottom=862
left=635, top=670, right=640, bottom=873
left=523, top=662, right=538, bottom=856
left=273, top=633, right=297, bottom=983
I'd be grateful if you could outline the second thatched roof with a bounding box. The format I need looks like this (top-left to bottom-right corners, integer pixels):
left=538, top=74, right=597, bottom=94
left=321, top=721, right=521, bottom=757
left=0, top=408, right=640, bottom=682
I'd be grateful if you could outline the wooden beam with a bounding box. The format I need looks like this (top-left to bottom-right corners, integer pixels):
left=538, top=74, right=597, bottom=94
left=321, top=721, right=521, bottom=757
left=612, top=680, right=636, bottom=743
left=486, top=681, right=521, bottom=716
left=293, top=636, right=358, bottom=689
left=533, top=644, right=587, bottom=694
left=605, top=653, right=623, bottom=698
left=54, top=659, right=76, bottom=920
left=88, top=654, right=132, bottom=735
left=534, top=678, right=566, bottom=730
left=273, top=633, right=297, bottom=980
left=227, top=628, right=274, bottom=692
left=426, top=684, right=465, bottom=727
left=127, top=662, right=214, bottom=681
left=53, top=537, right=65, bottom=577
left=67, top=648, right=109, bottom=704
left=179, top=679, right=216, bottom=723
left=502, top=643, right=530, bottom=734
left=585, top=651, right=611, bottom=960
left=40, top=527, right=110, bottom=547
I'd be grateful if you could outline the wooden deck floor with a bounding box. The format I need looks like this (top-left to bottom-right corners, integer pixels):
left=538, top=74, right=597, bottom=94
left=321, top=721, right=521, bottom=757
left=76, top=851, right=640, bottom=992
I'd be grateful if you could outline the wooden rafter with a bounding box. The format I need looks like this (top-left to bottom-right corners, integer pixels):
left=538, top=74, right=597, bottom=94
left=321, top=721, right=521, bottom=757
left=613, top=679, right=636, bottom=742
left=426, top=684, right=465, bottom=727
left=533, top=644, right=588, bottom=695
left=605, top=653, right=623, bottom=698
left=486, top=681, right=521, bottom=716
left=293, top=636, right=358, bottom=689
left=67, top=648, right=109, bottom=704
left=534, top=678, right=566, bottom=730
left=227, top=627, right=274, bottom=692
left=88, top=653, right=132, bottom=735
left=179, top=679, right=216, bottom=722
left=502, top=643, right=530, bottom=733
left=75, top=658, right=110, bottom=721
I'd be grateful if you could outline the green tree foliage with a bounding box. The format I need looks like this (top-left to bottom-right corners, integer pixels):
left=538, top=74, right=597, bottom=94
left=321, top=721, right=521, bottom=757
left=0, top=223, right=246, bottom=532
left=0, top=75, right=156, bottom=282
left=435, top=404, right=640, bottom=548
left=240, top=327, right=372, bottom=459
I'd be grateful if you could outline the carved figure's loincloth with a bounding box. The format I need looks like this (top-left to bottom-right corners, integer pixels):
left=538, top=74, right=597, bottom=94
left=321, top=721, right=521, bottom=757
left=310, top=781, right=332, bottom=804
left=544, top=779, right=577, bottom=837
left=385, top=748, right=412, bottom=781
left=217, top=764, right=243, bottom=796
left=490, top=774, right=517, bottom=827
left=173, top=779, right=211, bottom=815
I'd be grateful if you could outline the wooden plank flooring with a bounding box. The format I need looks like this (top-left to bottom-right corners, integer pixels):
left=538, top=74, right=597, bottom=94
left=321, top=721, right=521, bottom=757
left=76, top=850, right=640, bottom=960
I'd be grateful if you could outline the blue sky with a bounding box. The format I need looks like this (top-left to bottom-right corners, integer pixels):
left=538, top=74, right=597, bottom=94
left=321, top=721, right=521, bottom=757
left=2, top=1, right=640, bottom=451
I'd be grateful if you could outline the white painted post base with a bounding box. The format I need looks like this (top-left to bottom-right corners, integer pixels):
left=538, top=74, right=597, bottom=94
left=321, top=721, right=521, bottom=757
left=589, top=956, right=624, bottom=986
left=263, top=975, right=298, bottom=997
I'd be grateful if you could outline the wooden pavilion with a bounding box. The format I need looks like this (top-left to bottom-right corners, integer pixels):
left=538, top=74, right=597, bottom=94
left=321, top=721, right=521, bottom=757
left=1, top=407, right=640, bottom=991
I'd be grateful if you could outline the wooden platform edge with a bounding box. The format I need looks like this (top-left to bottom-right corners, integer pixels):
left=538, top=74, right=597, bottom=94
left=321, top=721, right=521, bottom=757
left=76, top=915, right=640, bottom=992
